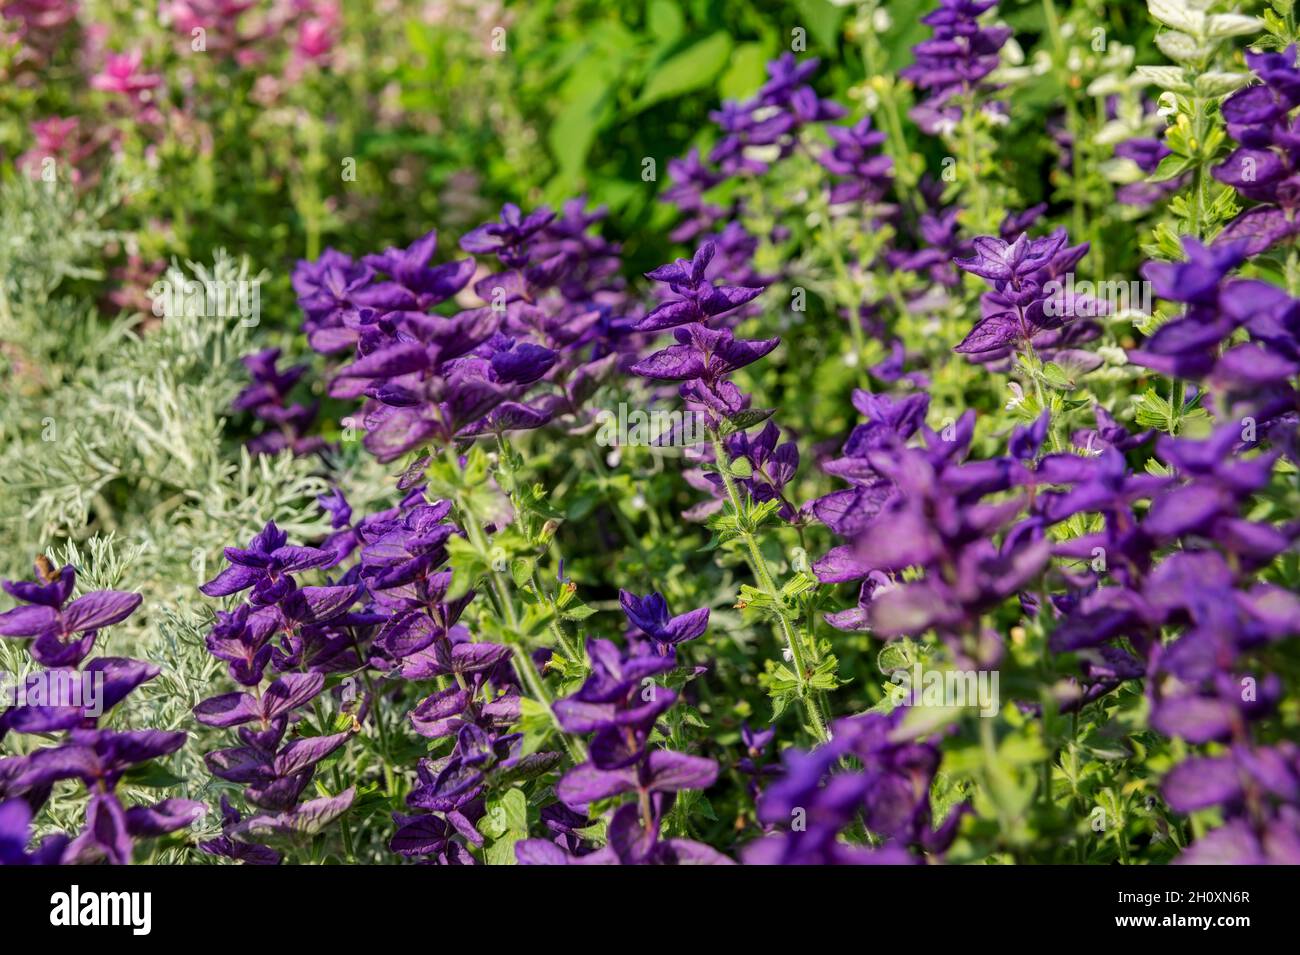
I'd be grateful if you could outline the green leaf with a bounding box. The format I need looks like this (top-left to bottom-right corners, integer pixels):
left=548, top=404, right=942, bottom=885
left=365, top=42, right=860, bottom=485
left=500, top=788, right=529, bottom=832
left=444, top=534, right=487, bottom=600
left=550, top=68, right=613, bottom=178
left=634, top=33, right=733, bottom=110
left=721, top=407, right=775, bottom=434
left=560, top=601, right=597, bottom=621
left=1133, top=387, right=1174, bottom=430
left=122, top=763, right=185, bottom=789
left=796, top=0, right=847, bottom=52
left=718, top=42, right=769, bottom=101
left=780, top=572, right=817, bottom=600
left=876, top=641, right=915, bottom=674
left=485, top=833, right=523, bottom=866
left=728, top=457, right=753, bottom=479
left=646, top=0, right=684, bottom=44
left=1040, top=362, right=1075, bottom=391
left=510, top=558, right=534, bottom=590
left=1134, top=65, right=1192, bottom=93
left=1149, top=152, right=1193, bottom=183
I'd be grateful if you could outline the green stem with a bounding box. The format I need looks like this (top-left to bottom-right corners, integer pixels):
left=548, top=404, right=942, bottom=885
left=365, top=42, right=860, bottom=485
left=709, top=429, right=830, bottom=743
left=817, top=209, right=868, bottom=387
left=1023, top=343, right=1064, bottom=453
left=531, top=570, right=584, bottom=664
left=1167, top=375, right=1182, bottom=435
left=451, top=450, right=586, bottom=763
left=362, top=672, right=397, bottom=797
left=1042, top=0, right=1088, bottom=257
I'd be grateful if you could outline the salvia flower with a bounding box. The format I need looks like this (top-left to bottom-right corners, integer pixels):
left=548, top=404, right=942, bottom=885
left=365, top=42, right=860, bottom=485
left=516, top=638, right=729, bottom=864
left=952, top=229, right=1096, bottom=362
left=743, top=711, right=966, bottom=864
left=195, top=522, right=368, bottom=862
left=233, top=348, right=325, bottom=457
left=619, top=590, right=710, bottom=658
left=818, top=116, right=894, bottom=206
left=1213, top=46, right=1300, bottom=254
left=0, top=562, right=200, bottom=864
left=0, top=561, right=142, bottom=667
left=901, top=0, right=1011, bottom=135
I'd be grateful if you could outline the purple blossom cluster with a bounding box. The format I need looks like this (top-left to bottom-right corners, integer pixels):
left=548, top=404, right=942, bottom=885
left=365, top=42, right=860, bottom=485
left=1044, top=421, right=1300, bottom=861
left=811, top=390, right=1051, bottom=670
left=0, top=562, right=201, bottom=864
left=709, top=53, right=846, bottom=179
left=233, top=348, right=325, bottom=457
left=818, top=116, right=895, bottom=208
left=193, top=521, right=365, bottom=862
left=516, top=627, right=727, bottom=865
left=378, top=508, right=560, bottom=865
left=744, top=710, right=966, bottom=864
left=630, top=241, right=773, bottom=428
left=885, top=0, right=1043, bottom=331
left=12, top=4, right=1299, bottom=870
left=804, top=200, right=1300, bottom=861
left=1214, top=46, right=1300, bottom=254
left=1133, top=238, right=1299, bottom=460
left=900, top=0, right=1011, bottom=135
left=952, top=228, right=1101, bottom=365
left=288, top=203, right=627, bottom=463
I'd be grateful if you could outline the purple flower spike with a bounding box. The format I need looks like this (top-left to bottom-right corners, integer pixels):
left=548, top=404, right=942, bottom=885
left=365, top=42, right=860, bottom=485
left=952, top=229, right=1092, bottom=361
left=637, top=241, right=765, bottom=332
left=523, top=637, right=725, bottom=865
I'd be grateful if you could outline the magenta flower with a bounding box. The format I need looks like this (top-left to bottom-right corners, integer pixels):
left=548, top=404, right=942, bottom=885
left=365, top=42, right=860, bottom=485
left=90, top=50, right=162, bottom=97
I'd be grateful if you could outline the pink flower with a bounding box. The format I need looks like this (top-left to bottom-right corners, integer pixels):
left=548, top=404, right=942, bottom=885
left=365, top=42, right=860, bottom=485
left=90, top=50, right=162, bottom=96
left=160, top=0, right=259, bottom=57
left=15, top=116, right=114, bottom=186
left=295, top=15, right=334, bottom=61
left=1, top=0, right=78, bottom=33
left=1, top=0, right=79, bottom=68
left=288, top=0, right=339, bottom=74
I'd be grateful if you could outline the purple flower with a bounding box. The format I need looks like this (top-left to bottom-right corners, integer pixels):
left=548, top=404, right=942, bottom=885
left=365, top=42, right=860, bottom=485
left=952, top=229, right=1093, bottom=359
left=519, top=638, right=727, bottom=865
left=662, top=149, right=725, bottom=242
left=636, top=242, right=764, bottom=332
left=361, top=229, right=476, bottom=307
left=0, top=562, right=141, bottom=667
left=1141, top=236, right=1247, bottom=305
left=901, top=0, right=1011, bottom=135
left=460, top=203, right=556, bottom=269
left=293, top=249, right=375, bottom=353
left=819, top=117, right=894, bottom=206
left=743, top=711, right=966, bottom=864
left=199, top=521, right=334, bottom=603
left=0, top=798, right=70, bottom=865
left=707, top=55, right=844, bottom=177
left=0, top=562, right=201, bottom=865
left=234, top=348, right=325, bottom=457
left=619, top=590, right=710, bottom=657
left=1213, top=47, right=1300, bottom=254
